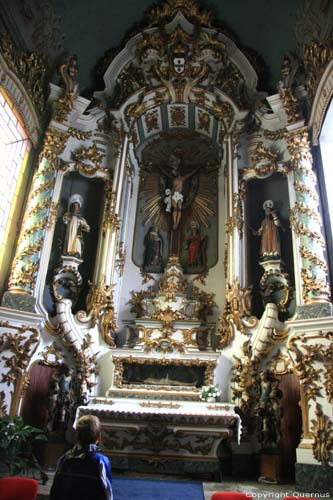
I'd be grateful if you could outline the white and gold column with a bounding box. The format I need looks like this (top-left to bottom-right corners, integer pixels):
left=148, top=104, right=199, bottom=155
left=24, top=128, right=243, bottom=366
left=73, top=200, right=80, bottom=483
left=287, top=126, right=331, bottom=312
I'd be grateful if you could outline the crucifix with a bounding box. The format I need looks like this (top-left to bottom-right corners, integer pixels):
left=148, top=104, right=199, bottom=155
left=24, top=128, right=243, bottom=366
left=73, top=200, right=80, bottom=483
left=158, top=154, right=201, bottom=256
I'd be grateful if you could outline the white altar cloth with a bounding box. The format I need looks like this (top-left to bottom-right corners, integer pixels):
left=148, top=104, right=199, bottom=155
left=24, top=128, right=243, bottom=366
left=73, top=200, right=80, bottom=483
left=75, top=397, right=242, bottom=444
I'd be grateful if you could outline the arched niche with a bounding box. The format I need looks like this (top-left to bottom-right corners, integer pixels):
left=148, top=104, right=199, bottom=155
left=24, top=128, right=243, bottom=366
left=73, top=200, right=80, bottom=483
left=132, top=128, right=221, bottom=273
left=43, top=172, right=105, bottom=315
left=244, top=174, right=295, bottom=319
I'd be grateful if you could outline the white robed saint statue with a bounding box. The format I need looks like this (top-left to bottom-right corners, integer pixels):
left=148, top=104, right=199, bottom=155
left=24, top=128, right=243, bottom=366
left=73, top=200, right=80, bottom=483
left=63, top=193, right=90, bottom=258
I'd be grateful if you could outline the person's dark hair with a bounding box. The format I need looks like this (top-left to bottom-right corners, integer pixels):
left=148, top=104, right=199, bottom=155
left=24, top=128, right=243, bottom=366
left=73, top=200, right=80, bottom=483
left=76, top=414, right=101, bottom=446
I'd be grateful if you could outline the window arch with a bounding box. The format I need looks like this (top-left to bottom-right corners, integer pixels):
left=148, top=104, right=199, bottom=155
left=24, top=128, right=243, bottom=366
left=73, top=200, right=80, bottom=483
left=319, top=97, right=333, bottom=234
left=317, top=98, right=333, bottom=293
left=0, top=87, right=32, bottom=293
left=310, top=61, right=333, bottom=296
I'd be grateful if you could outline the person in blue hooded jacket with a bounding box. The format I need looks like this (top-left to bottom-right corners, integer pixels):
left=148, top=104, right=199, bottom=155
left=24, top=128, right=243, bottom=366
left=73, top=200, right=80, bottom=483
left=50, top=414, right=113, bottom=500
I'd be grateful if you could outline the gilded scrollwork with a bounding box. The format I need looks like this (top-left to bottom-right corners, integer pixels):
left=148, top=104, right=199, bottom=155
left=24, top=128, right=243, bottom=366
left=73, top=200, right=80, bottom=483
left=286, top=129, right=313, bottom=166
left=128, top=290, right=149, bottom=318
left=159, top=259, right=186, bottom=297
left=322, top=338, right=333, bottom=403
left=231, top=340, right=260, bottom=417
left=53, top=55, right=79, bottom=123
left=102, top=186, right=116, bottom=234
left=148, top=0, right=212, bottom=27
left=68, top=128, right=93, bottom=140
left=288, top=337, right=323, bottom=402
left=303, top=38, right=333, bottom=103
left=241, top=142, right=288, bottom=180
left=151, top=306, right=185, bottom=324
left=250, top=142, right=279, bottom=165
left=277, top=82, right=301, bottom=124
left=301, top=268, right=330, bottom=301
left=142, top=327, right=185, bottom=354
left=242, top=162, right=288, bottom=179
left=0, top=324, right=40, bottom=415
left=292, top=201, right=321, bottom=221
left=72, top=143, right=105, bottom=175
left=52, top=264, right=83, bottom=303
left=193, top=271, right=208, bottom=286
left=71, top=334, right=99, bottom=400
left=42, top=127, right=70, bottom=164
left=86, top=281, right=117, bottom=346
left=102, top=1, right=249, bottom=110
left=234, top=192, right=244, bottom=231
left=299, top=246, right=327, bottom=271
left=0, top=32, right=47, bottom=116
left=124, top=93, right=146, bottom=126
left=39, top=342, right=64, bottom=366
left=311, top=403, right=333, bottom=465
left=263, top=129, right=288, bottom=141
left=287, top=334, right=326, bottom=439
left=192, top=287, right=216, bottom=322
left=216, top=280, right=253, bottom=349
left=211, top=99, right=234, bottom=127
left=46, top=202, right=59, bottom=229
left=293, top=180, right=319, bottom=201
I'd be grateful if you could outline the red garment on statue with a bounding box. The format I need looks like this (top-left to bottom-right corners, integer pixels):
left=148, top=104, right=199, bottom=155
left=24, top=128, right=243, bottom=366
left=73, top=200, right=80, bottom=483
left=187, top=234, right=206, bottom=266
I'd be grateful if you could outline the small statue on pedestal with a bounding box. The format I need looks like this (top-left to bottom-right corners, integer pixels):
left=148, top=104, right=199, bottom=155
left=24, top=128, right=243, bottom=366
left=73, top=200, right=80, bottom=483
left=254, top=200, right=283, bottom=261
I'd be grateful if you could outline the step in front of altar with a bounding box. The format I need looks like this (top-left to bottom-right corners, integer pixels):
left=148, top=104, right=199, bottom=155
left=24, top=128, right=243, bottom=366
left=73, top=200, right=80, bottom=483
left=75, top=398, right=241, bottom=475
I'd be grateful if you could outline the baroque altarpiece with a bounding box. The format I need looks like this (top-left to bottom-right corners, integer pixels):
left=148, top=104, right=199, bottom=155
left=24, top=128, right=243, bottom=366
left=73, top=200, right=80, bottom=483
left=1, top=0, right=333, bottom=489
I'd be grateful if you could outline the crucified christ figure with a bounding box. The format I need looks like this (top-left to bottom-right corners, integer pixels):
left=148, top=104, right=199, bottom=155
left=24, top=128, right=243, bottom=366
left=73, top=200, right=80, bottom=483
left=159, top=154, right=201, bottom=230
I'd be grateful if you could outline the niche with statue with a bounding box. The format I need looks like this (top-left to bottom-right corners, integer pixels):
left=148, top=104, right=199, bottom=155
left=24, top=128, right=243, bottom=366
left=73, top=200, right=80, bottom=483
left=43, top=172, right=104, bottom=315
left=245, top=175, right=295, bottom=319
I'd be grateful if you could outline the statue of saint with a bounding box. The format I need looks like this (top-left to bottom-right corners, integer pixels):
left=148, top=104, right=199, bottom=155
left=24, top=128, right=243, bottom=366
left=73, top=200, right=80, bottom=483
left=144, top=225, right=163, bottom=267
left=159, top=154, right=201, bottom=230
left=186, top=221, right=207, bottom=267
left=63, top=194, right=90, bottom=258
left=254, top=200, right=283, bottom=260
